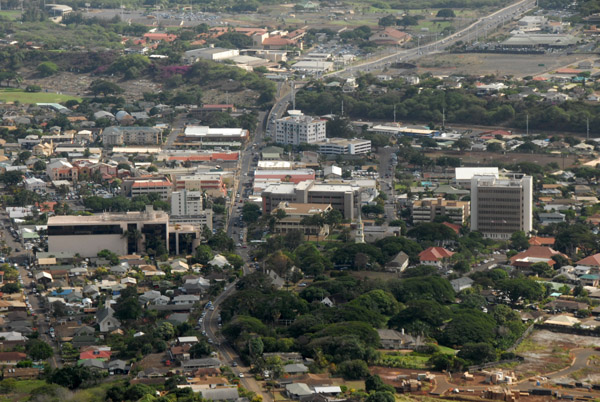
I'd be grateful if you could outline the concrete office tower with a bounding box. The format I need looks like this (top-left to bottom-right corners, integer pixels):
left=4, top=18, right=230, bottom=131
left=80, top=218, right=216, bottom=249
left=275, top=113, right=326, bottom=145
left=471, top=174, right=533, bottom=239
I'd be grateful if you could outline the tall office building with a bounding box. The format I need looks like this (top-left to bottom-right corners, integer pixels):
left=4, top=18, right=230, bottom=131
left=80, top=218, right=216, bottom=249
left=470, top=174, right=533, bottom=239
left=275, top=113, right=326, bottom=145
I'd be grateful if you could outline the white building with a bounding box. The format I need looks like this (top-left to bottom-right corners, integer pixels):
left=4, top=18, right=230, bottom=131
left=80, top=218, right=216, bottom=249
left=25, top=177, right=46, bottom=192
left=275, top=113, right=326, bottom=145
left=316, top=137, right=371, bottom=155
left=172, top=190, right=204, bottom=216
left=471, top=175, right=533, bottom=239
left=455, top=167, right=499, bottom=188
left=183, top=47, right=239, bottom=63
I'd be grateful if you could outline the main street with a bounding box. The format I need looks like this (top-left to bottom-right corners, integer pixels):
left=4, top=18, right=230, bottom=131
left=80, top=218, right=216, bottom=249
left=330, top=0, right=536, bottom=78
left=201, top=108, right=273, bottom=402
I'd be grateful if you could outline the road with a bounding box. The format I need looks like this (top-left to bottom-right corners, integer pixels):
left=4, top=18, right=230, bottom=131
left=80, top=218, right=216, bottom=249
left=377, top=146, right=399, bottom=222
left=0, top=210, right=61, bottom=368
left=330, top=0, right=536, bottom=78
left=200, top=107, right=273, bottom=401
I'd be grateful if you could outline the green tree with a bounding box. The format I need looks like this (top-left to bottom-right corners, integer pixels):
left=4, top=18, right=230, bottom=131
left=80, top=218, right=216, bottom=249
left=26, top=339, right=54, bottom=360
left=436, top=8, right=456, bottom=18
left=337, top=359, right=369, bottom=379
left=457, top=342, right=497, bottom=364
left=37, top=62, right=58, bottom=77
left=510, top=231, right=529, bottom=251
left=89, top=79, right=124, bottom=96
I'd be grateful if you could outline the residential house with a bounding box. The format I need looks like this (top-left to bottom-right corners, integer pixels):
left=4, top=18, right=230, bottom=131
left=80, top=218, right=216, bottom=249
left=286, top=383, right=313, bottom=399
left=385, top=251, right=409, bottom=273
left=0, top=352, right=27, bottom=366
left=577, top=253, right=600, bottom=267
left=96, top=306, right=121, bottom=333
left=377, top=329, right=419, bottom=350
left=284, top=363, right=309, bottom=375
left=451, top=277, right=474, bottom=293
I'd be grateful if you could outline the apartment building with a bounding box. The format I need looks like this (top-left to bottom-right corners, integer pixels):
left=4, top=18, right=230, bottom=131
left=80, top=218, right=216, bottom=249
left=471, top=174, right=533, bottom=239
left=411, top=198, right=470, bottom=225
left=48, top=206, right=169, bottom=257
left=102, top=126, right=163, bottom=146
left=275, top=113, right=326, bottom=145
left=316, top=137, right=371, bottom=155
left=122, top=176, right=172, bottom=201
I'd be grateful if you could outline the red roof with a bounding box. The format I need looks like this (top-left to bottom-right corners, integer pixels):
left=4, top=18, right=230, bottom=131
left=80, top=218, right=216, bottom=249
left=529, top=236, right=555, bottom=246
left=532, top=76, right=547, bottom=81
left=419, top=247, right=454, bottom=262
left=481, top=129, right=512, bottom=137
left=555, top=68, right=581, bottom=75
left=263, top=36, right=294, bottom=46
left=79, top=350, right=111, bottom=360
left=510, top=246, right=566, bottom=266
left=143, top=33, right=178, bottom=42
left=576, top=253, right=600, bottom=267
left=0, top=352, right=26, bottom=361
left=442, top=222, right=461, bottom=235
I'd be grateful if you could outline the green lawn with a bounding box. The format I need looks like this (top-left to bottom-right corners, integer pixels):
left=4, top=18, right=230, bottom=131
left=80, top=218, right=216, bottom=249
left=0, top=10, right=22, bottom=20
left=0, top=89, right=81, bottom=104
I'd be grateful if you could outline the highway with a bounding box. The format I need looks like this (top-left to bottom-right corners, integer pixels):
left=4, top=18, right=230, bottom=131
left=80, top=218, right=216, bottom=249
left=330, top=0, right=536, bottom=78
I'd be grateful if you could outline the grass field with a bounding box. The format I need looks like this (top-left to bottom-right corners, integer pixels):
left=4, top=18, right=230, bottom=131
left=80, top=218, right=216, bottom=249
left=0, top=89, right=81, bottom=104
left=0, top=10, right=22, bottom=20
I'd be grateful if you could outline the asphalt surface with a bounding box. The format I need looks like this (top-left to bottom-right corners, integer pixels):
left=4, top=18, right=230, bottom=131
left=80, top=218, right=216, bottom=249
left=201, top=108, right=273, bottom=401
left=330, top=0, right=536, bottom=78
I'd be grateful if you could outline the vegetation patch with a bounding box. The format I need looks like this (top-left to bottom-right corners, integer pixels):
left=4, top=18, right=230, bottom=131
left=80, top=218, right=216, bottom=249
left=0, top=88, right=81, bottom=104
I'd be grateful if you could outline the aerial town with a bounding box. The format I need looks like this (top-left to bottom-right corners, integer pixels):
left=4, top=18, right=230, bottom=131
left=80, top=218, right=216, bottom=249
left=2, top=0, right=600, bottom=400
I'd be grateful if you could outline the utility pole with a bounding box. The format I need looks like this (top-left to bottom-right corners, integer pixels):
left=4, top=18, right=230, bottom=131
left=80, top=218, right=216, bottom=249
left=587, top=117, right=590, bottom=140
left=442, top=107, right=445, bottom=130
left=526, top=114, right=529, bottom=136
left=393, top=104, right=396, bottom=124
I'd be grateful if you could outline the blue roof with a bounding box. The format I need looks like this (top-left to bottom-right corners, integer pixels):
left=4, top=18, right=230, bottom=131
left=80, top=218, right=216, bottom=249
left=50, top=289, right=74, bottom=296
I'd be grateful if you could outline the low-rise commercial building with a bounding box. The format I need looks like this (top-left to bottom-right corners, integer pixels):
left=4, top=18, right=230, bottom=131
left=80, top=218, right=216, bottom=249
left=178, top=126, right=249, bottom=148
left=48, top=206, right=169, bottom=257
left=262, top=180, right=364, bottom=219
left=254, top=169, right=315, bottom=184
left=122, top=176, right=172, bottom=201
left=316, top=137, right=371, bottom=155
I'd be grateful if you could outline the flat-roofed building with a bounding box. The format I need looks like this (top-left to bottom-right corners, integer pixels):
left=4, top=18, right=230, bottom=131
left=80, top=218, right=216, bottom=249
left=455, top=167, right=499, bottom=188
left=316, top=137, right=371, bottom=155
left=48, top=206, right=169, bottom=257
left=178, top=126, right=248, bottom=148
left=411, top=197, right=470, bottom=224
left=122, top=176, right=172, bottom=200
left=175, top=173, right=226, bottom=197
left=102, top=126, right=162, bottom=146
left=471, top=174, right=533, bottom=239
left=254, top=169, right=315, bottom=184
left=272, top=202, right=332, bottom=238
left=261, top=180, right=362, bottom=219
left=275, top=113, right=326, bottom=145
left=172, top=190, right=203, bottom=216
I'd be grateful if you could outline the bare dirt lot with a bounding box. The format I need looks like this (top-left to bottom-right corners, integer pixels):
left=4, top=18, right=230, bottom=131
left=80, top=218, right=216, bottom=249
left=513, top=330, right=600, bottom=379
left=424, top=150, right=581, bottom=169
left=415, top=53, right=589, bottom=78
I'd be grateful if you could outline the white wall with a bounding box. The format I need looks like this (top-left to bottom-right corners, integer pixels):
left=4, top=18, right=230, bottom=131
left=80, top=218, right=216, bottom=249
left=48, top=235, right=127, bottom=257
